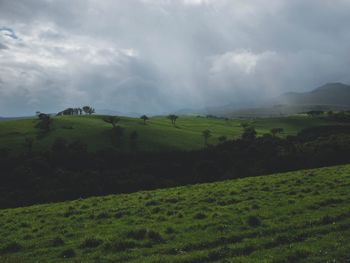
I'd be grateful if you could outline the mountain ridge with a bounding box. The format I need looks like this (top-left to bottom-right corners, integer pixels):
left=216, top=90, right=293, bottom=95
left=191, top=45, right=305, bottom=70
left=276, top=82, right=350, bottom=107
left=183, top=82, right=350, bottom=117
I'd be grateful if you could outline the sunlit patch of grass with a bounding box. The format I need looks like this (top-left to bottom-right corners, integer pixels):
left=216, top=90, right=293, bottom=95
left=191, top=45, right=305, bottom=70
left=0, top=164, right=350, bottom=262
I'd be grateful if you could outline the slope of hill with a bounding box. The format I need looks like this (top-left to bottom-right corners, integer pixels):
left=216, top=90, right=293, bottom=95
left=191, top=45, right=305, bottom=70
left=1, top=164, right=349, bottom=262
left=277, top=83, right=350, bottom=107
left=0, top=115, right=336, bottom=153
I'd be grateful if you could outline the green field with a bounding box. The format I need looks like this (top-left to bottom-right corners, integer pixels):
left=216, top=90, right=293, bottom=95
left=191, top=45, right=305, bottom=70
left=0, top=164, right=349, bottom=262
left=0, top=115, right=334, bottom=152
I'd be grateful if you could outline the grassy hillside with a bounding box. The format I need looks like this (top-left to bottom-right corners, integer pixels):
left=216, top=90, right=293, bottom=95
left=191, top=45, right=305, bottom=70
left=0, top=115, right=335, bottom=152
left=1, top=164, right=350, bottom=262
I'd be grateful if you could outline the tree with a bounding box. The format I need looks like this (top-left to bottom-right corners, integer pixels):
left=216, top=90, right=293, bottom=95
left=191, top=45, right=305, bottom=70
left=103, top=116, right=120, bottom=128
left=202, top=129, right=212, bottom=146
left=218, top=135, right=227, bottom=143
left=35, top=112, right=53, bottom=134
left=82, top=106, right=95, bottom=115
left=306, top=110, right=324, bottom=117
left=242, top=126, right=257, bottom=141
left=140, top=115, right=149, bottom=125
left=270, top=127, right=284, bottom=137
left=167, top=114, right=178, bottom=126
left=240, top=122, right=249, bottom=129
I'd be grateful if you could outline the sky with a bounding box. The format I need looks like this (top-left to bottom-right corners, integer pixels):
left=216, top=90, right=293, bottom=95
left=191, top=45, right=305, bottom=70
left=0, top=0, right=350, bottom=116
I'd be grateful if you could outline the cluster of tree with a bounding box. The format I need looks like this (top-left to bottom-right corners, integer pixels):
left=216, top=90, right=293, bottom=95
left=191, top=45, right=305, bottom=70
left=325, top=111, right=350, bottom=123
left=102, top=116, right=138, bottom=149
left=306, top=110, right=325, bottom=117
left=57, top=108, right=83, bottom=116
left=205, top=115, right=229, bottom=121
left=167, top=114, right=178, bottom=126
left=305, top=110, right=350, bottom=121
left=1, top=124, right=350, bottom=208
left=57, top=106, right=95, bottom=116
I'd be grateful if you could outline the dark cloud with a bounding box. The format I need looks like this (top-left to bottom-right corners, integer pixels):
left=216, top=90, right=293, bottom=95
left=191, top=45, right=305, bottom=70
left=0, top=42, right=8, bottom=49
left=0, top=0, right=350, bottom=116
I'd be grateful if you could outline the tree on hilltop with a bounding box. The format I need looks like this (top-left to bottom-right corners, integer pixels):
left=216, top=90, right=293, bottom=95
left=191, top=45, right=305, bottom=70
left=82, top=106, right=95, bottom=115
left=103, top=116, right=120, bottom=128
left=140, top=115, right=149, bottom=125
left=167, top=114, right=178, bottom=126
left=202, top=129, right=212, bottom=146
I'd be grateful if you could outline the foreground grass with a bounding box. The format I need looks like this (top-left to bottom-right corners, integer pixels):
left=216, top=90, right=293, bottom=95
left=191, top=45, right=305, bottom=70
left=0, top=115, right=334, bottom=152
left=1, top=164, right=350, bottom=262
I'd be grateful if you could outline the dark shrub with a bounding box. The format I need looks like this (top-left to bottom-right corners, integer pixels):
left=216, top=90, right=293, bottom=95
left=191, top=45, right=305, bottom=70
left=60, top=248, right=76, bottom=258
left=23, top=234, right=33, bottom=240
left=193, top=212, right=207, bottom=220
left=80, top=237, right=103, bottom=248
left=114, top=211, right=124, bottom=219
left=151, top=207, right=161, bottom=214
left=96, top=211, right=109, bottom=219
left=104, top=240, right=137, bottom=252
left=251, top=204, right=260, bottom=210
left=148, top=230, right=163, bottom=242
left=19, top=222, right=31, bottom=228
left=127, top=229, right=147, bottom=240
left=165, top=227, right=175, bottom=234
left=51, top=237, right=65, bottom=247
left=1, top=241, right=22, bottom=253
left=165, top=197, right=178, bottom=203
left=63, top=207, right=77, bottom=218
left=145, top=200, right=159, bottom=206
left=246, top=215, right=261, bottom=227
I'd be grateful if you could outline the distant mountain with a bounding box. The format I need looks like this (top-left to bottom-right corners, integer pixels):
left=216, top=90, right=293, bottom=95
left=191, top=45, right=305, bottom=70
left=276, top=83, right=350, bottom=107
left=0, top=116, right=34, bottom=121
left=180, top=83, right=350, bottom=118
left=96, top=109, right=142, bottom=118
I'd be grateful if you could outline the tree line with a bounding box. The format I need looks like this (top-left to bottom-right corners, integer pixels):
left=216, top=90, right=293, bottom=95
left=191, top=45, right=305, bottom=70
left=57, top=106, right=95, bottom=116
left=1, top=124, right=350, bottom=208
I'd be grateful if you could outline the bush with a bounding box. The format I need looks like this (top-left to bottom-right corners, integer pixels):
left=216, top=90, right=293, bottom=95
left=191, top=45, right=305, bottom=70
left=127, top=229, right=163, bottom=242
left=104, top=240, right=137, bottom=252
left=246, top=215, right=261, bottom=227
left=1, top=241, right=22, bottom=253
left=165, top=227, right=175, bottom=234
left=114, top=211, right=124, bottom=218
left=50, top=237, right=65, bottom=247
left=127, top=229, right=147, bottom=240
left=148, top=230, right=163, bottom=242
left=96, top=211, right=109, bottom=219
left=60, top=248, right=76, bottom=258
left=80, top=237, right=103, bottom=248
left=193, top=212, right=207, bottom=220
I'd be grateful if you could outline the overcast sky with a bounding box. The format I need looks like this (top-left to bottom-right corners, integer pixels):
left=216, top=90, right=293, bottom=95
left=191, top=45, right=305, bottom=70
left=1, top=0, right=350, bottom=116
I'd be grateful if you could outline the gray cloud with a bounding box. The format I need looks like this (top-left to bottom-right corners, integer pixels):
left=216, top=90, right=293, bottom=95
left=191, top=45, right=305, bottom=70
left=0, top=0, right=350, bottom=116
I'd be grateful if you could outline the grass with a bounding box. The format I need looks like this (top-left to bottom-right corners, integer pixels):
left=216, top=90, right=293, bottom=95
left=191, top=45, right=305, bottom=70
left=0, top=114, right=335, bottom=153
left=0, top=164, right=350, bottom=262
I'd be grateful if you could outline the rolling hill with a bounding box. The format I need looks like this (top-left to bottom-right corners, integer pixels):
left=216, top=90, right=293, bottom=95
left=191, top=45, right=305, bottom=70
left=1, top=164, right=349, bottom=262
left=0, top=115, right=336, bottom=153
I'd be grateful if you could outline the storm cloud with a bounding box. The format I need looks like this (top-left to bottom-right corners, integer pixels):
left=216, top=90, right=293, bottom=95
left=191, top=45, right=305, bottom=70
left=1, top=0, right=350, bottom=116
